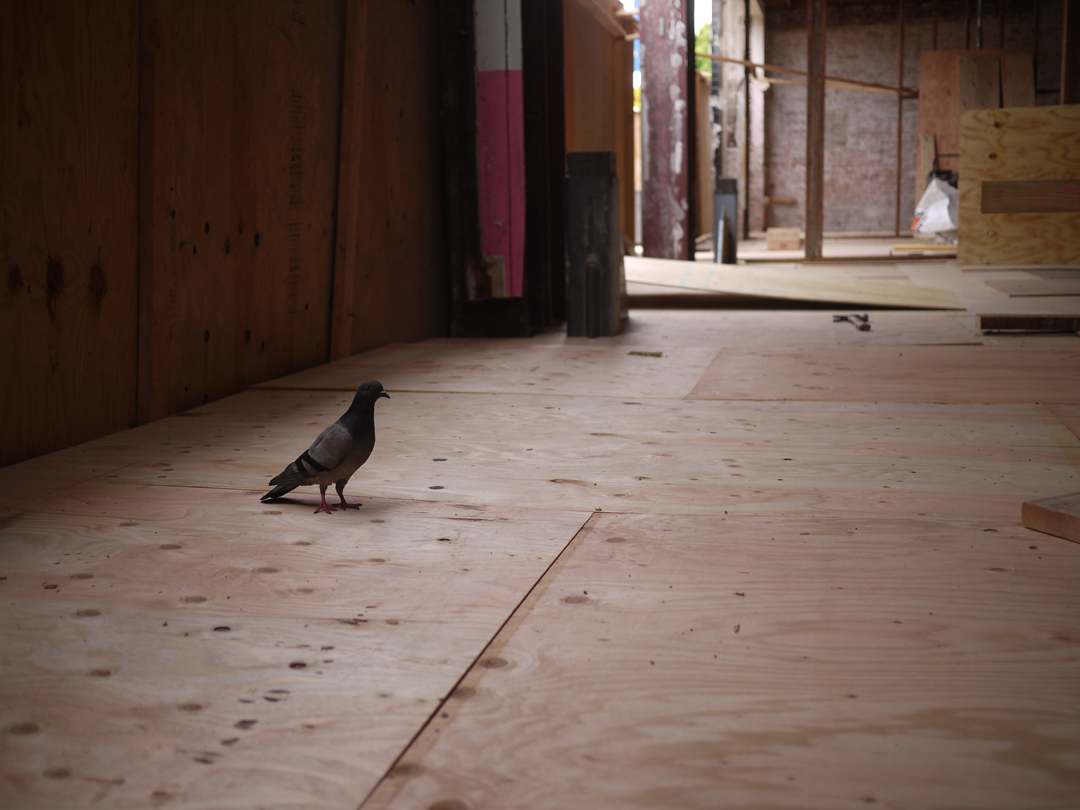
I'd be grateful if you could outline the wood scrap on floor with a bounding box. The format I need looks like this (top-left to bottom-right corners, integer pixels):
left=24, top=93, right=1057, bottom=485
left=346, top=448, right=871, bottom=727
left=1022, top=491, right=1080, bottom=544
left=624, top=256, right=964, bottom=310
left=977, top=314, right=1080, bottom=332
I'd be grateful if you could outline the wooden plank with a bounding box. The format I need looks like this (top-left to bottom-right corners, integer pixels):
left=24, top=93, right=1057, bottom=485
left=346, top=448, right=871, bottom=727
left=977, top=314, right=1080, bottom=330
left=983, top=278, right=1080, bottom=296
left=958, top=105, right=1080, bottom=265
left=957, top=53, right=1001, bottom=111
left=916, top=131, right=937, bottom=202
left=623, top=256, right=964, bottom=309
left=1, top=0, right=140, bottom=466
left=999, top=50, right=1035, bottom=107
left=1022, top=491, right=1080, bottom=543
left=980, top=179, right=1080, bottom=213
left=687, top=346, right=1080, bottom=404
left=918, top=51, right=962, bottom=175
left=0, top=482, right=590, bottom=809
left=805, top=0, right=826, bottom=261
left=373, top=512, right=1080, bottom=810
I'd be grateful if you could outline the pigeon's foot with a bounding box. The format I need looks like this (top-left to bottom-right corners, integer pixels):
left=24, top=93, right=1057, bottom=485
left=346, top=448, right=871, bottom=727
left=314, top=498, right=334, bottom=515
left=335, top=500, right=361, bottom=511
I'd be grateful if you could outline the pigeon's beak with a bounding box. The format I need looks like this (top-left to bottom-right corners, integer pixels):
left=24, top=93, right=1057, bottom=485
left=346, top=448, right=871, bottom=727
left=380, top=391, right=390, bottom=400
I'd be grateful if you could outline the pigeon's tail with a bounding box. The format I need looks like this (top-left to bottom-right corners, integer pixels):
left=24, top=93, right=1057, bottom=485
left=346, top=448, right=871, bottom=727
left=261, top=483, right=299, bottom=502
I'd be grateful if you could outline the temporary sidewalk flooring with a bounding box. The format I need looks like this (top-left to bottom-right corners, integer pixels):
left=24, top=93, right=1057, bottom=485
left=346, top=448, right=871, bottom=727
left=2, top=254, right=1080, bottom=809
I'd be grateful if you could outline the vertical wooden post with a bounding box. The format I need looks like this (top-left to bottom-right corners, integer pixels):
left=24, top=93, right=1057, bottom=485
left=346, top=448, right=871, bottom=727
left=932, top=0, right=939, bottom=50
left=805, top=0, right=826, bottom=261
left=895, top=0, right=905, bottom=238
left=999, top=0, right=1006, bottom=47
left=965, top=0, right=971, bottom=48
left=641, top=0, right=693, bottom=260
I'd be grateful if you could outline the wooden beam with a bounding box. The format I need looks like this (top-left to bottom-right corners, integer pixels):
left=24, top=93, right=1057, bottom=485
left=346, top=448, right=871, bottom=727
left=895, top=0, right=905, bottom=238
left=981, top=179, right=1080, bottom=213
left=1023, top=492, right=1080, bottom=544
left=805, top=0, right=826, bottom=262
left=695, top=53, right=918, bottom=96
left=571, top=0, right=631, bottom=39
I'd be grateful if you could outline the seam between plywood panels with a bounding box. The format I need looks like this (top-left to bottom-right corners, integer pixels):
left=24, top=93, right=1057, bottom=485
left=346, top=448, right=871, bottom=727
left=359, top=511, right=603, bottom=810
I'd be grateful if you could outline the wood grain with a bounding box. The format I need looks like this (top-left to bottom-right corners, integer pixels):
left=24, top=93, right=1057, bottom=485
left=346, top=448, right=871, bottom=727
left=0, top=483, right=590, bottom=809
left=623, top=257, right=964, bottom=309
left=377, top=512, right=1080, bottom=810
left=958, top=54, right=1000, bottom=112
left=0, top=0, right=140, bottom=466
left=958, top=105, right=1080, bottom=265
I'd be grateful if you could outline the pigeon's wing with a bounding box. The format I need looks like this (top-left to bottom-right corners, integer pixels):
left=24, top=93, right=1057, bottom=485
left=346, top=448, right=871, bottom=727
left=268, top=422, right=354, bottom=487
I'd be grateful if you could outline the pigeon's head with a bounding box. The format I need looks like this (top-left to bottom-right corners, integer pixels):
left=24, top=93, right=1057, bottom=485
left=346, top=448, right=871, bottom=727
left=356, top=380, right=390, bottom=404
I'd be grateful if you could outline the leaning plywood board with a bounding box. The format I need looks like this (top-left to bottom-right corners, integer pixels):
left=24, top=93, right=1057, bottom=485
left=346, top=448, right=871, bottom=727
left=1022, top=491, right=1080, bottom=543
left=255, top=339, right=721, bottom=399
left=372, top=512, right=1080, bottom=810
left=984, top=278, right=1080, bottom=296
left=0, top=481, right=590, bottom=809
left=958, top=105, right=1080, bottom=265
left=688, top=346, right=1080, bottom=404
left=624, top=257, right=964, bottom=309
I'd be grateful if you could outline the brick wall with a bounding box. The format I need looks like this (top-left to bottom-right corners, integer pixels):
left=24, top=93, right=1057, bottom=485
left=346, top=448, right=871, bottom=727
left=762, top=2, right=1055, bottom=233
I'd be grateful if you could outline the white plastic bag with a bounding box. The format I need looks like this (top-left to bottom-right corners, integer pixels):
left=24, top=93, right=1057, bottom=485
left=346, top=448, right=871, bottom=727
left=912, top=178, right=958, bottom=241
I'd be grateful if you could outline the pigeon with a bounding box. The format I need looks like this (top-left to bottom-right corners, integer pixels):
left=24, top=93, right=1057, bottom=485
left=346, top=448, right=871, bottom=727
left=261, top=380, right=389, bottom=514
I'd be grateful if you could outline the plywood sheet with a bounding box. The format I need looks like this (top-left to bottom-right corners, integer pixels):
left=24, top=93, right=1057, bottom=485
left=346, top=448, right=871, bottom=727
left=374, top=512, right=1080, bottom=810
left=688, top=346, right=1080, bottom=404
left=1022, top=491, right=1080, bottom=543
left=8, top=388, right=1075, bottom=523
left=984, top=278, right=1080, bottom=296
left=254, top=339, right=722, bottom=399
left=957, top=54, right=1000, bottom=112
left=0, top=0, right=140, bottom=466
left=958, top=105, right=1080, bottom=265
left=138, top=0, right=345, bottom=419
left=624, top=257, right=964, bottom=310
left=0, top=482, right=590, bottom=809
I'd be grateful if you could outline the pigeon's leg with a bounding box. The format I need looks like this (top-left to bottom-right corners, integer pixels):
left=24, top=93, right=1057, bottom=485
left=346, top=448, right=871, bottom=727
left=334, top=481, right=361, bottom=510
left=314, top=485, right=334, bottom=515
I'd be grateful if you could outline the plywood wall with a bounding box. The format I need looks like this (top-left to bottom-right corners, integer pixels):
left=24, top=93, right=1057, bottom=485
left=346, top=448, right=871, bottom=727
left=332, top=0, right=449, bottom=356
left=0, top=0, right=140, bottom=467
left=139, top=0, right=345, bottom=421
left=958, top=104, right=1080, bottom=264
left=2, top=0, right=452, bottom=467
left=563, top=0, right=636, bottom=246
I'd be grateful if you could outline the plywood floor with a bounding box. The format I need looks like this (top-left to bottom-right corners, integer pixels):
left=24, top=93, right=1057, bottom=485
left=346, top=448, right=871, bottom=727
left=3, top=254, right=1080, bottom=809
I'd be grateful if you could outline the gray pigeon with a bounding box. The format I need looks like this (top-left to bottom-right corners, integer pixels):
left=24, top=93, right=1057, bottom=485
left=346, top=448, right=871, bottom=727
left=261, top=380, right=389, bottom=514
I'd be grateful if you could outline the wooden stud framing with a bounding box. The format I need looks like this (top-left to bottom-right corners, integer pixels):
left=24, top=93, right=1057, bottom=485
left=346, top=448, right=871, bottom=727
left=805, top=0, right=826, bottom=261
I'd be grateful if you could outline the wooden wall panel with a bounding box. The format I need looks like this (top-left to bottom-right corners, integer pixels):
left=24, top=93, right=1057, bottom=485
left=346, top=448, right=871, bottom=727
left=0, top=0, right=140, bottom=467
left=140, top=0, right=345, bottom=419
left=563, top=0, right=636, bottom=246
left=334, top=0, right=448, bottom=356
left=958, top=105, right=1080, bottom=265
left=916, top=49, right=1032, bottom=188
